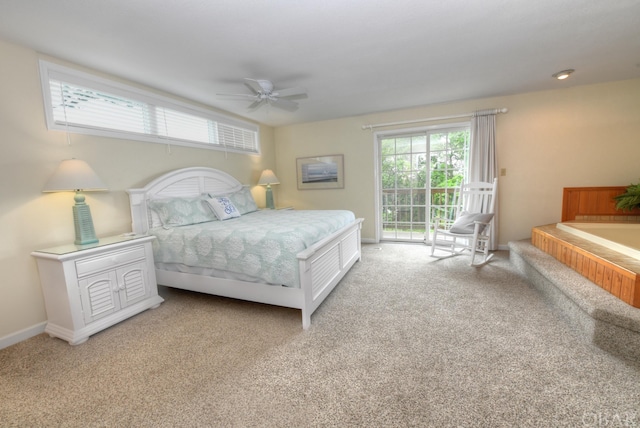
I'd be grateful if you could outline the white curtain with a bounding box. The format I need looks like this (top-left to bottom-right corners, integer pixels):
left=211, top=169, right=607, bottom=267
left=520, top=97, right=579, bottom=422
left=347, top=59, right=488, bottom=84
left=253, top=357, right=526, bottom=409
left=469, top=109, right=499, bottom=250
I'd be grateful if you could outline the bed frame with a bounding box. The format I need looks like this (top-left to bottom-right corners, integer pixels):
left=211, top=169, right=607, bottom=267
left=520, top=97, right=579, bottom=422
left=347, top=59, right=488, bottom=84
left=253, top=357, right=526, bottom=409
left=127, top=167, right=363, bottom=329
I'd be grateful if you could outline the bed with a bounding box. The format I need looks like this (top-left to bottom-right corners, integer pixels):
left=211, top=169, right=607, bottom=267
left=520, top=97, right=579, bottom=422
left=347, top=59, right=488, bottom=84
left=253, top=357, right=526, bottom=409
left=127, top=167, right=364, bottom=328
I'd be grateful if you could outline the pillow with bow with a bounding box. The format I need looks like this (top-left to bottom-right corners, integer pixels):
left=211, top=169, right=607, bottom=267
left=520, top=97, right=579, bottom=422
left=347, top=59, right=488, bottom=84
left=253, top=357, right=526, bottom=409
left=205, top=197, right=241, bottom=220
left=210, top=187, right=258, bottom=215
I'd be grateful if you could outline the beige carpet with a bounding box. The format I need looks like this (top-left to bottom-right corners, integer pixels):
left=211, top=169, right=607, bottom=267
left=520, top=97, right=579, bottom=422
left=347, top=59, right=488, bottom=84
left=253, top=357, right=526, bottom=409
left=2, top=243, right=639, bottom=427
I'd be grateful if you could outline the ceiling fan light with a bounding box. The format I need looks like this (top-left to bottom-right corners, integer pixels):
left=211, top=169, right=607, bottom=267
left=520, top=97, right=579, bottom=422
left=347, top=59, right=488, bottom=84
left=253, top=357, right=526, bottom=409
left=552, top=69, right=575, bottom=80
left=256, top=79, right=273, bottom=92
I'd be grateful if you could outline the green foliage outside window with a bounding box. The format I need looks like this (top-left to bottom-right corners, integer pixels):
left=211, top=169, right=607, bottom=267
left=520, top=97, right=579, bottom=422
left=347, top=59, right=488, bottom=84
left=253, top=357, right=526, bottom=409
left=381, top=129, right=469, bottom=238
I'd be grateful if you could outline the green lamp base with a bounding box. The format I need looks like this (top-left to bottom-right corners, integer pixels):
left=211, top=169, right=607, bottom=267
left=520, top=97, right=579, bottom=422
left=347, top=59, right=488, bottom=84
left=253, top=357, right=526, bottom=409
left=73, top=192, right=98, bottom=245
left=265, top=185, right=275, bottom=209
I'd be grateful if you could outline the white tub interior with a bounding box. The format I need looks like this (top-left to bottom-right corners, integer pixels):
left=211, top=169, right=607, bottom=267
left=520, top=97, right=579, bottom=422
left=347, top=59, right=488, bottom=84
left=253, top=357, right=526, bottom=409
left=556, top=222, right=640, bottom=260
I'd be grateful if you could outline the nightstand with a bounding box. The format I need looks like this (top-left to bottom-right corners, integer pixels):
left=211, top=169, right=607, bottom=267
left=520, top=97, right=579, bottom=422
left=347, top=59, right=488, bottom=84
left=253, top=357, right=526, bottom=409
left=32, top=234, right=163, bottom=345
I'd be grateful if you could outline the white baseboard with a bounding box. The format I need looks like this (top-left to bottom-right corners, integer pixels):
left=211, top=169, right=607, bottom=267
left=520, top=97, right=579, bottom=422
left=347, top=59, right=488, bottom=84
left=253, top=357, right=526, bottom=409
left=0, top=322, right=46, bottom=350
left=362, top=238, right=510, bottom=251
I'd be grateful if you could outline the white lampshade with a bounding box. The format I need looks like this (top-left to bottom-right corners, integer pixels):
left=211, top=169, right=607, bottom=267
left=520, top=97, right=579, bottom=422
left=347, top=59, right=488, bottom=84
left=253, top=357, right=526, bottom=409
left=258, top=169, right=280, bottom=186
left=43, top=159, right=107, bottom=192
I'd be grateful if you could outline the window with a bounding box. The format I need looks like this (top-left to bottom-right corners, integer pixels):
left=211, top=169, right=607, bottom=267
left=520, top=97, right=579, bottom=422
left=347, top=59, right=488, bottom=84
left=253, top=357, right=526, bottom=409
left=378, top=124, right=470, bottom=242
left=39, top=60, right=260, bottom=154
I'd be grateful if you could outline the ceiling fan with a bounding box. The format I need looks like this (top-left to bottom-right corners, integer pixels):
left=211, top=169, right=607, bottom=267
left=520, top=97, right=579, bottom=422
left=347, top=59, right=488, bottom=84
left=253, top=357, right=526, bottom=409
left=218, top=78, right=307, bottom=111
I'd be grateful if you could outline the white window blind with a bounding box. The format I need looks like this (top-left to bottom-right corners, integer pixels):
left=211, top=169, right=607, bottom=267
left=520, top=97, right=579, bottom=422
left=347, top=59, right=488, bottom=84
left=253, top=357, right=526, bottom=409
left=39, top=60, right=260, bottom=154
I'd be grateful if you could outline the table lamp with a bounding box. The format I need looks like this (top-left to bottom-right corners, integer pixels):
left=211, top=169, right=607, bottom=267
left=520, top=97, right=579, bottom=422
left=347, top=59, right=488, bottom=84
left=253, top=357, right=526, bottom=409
left=42, top=159, right=107, bottom=245
left=258, top=169, right=280, bottom=209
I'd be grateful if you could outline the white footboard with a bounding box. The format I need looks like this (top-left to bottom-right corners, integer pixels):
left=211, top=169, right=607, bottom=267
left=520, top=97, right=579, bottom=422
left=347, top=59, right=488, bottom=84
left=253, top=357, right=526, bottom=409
left=298, top=218, right=363, bottom=328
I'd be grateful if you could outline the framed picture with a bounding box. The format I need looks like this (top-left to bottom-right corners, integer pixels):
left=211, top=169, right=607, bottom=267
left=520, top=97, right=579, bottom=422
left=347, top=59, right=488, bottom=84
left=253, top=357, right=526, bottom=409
left=296, top=154, right=344, bottom=190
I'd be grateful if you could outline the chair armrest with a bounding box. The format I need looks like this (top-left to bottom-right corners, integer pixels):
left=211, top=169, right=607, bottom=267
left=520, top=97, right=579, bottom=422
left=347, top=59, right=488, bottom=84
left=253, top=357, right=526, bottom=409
left=472, top=219, right=493, bottom=235
left=432, top=217, right=448, bottom=229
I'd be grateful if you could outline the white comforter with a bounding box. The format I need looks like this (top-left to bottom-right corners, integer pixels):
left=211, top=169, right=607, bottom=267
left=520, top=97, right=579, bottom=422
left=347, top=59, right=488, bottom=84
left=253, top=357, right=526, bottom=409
left=150, top=209, right=356, bottom=288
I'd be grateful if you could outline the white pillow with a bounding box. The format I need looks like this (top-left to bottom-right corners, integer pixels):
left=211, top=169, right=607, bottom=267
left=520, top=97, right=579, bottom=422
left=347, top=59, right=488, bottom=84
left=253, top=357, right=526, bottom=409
left=205, top=197, right=241, bottom=220
left=212, top=186, right=258, bottom=215
left=449, top=212, right=494, bottom=234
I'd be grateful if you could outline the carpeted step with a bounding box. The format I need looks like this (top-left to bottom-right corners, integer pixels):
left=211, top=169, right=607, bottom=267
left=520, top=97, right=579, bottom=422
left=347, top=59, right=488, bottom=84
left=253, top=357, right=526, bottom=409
left=509, top=239, right=640, bottom=362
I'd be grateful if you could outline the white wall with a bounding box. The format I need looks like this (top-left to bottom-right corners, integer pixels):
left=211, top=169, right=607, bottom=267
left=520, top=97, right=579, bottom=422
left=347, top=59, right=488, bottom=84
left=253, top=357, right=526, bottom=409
left=275, top=78, right=640, bottom=245
left=0, top=39, right=276, bottom=344
left=3, top=34, right=640, bottom=346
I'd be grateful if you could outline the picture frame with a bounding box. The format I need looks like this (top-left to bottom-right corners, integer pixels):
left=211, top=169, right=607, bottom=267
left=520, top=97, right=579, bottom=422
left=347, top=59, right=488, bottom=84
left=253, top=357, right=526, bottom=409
left=296, top=154, right=344, bottom=190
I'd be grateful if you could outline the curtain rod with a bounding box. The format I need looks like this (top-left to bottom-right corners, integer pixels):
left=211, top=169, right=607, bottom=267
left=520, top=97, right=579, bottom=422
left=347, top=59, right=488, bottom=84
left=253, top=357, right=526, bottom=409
left=361, top=108, right=508, bottom=131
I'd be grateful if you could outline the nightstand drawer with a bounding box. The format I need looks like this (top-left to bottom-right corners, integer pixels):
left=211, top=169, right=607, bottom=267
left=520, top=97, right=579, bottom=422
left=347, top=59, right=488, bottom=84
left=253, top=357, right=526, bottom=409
left=76, top=245, right=146, bottom=277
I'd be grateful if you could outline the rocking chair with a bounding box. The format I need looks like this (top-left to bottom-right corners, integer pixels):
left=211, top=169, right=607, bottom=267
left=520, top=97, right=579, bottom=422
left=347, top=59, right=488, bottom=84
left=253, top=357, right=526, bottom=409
left=430, top=179, right=497, bottom=266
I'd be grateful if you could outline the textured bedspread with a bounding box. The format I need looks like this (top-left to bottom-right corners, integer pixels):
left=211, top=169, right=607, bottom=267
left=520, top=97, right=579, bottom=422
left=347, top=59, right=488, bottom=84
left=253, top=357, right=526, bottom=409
left=150, top=209, right=356, bottom=288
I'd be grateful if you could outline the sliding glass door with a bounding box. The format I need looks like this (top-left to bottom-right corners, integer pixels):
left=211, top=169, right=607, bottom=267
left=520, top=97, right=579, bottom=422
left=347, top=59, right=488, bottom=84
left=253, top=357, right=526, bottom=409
left=428, top=129, right=470, bottom=239
left=381, top=133, right=428, bottom=241
left=379, top=125, right=470, bottom=242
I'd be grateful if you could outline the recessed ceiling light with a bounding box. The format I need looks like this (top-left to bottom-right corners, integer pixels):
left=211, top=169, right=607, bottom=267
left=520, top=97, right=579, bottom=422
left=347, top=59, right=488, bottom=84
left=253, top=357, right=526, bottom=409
left=552, top=69, right=575, bottom=80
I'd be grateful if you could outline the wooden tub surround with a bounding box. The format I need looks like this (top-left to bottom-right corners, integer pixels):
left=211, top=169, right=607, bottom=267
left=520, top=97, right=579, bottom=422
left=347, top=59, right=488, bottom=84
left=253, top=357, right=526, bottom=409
left=532, top=186, right=640, bottom=308
left=531, top=224, right=640, bottom=308
left=561, top=186, right=640, bottom=222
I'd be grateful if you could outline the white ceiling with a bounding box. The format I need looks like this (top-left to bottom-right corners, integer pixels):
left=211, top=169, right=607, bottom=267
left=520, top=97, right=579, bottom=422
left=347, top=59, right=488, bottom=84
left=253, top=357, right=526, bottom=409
left=1, top=0, right=639, bottom=127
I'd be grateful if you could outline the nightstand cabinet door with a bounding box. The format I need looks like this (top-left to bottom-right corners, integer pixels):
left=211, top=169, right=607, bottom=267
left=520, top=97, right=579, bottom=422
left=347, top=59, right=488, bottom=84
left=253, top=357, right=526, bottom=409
left=116, top=261, right=151, bottom=307
left=79, top=270, right=120, bottom=324
left=79, top=261, right=151, bottom=324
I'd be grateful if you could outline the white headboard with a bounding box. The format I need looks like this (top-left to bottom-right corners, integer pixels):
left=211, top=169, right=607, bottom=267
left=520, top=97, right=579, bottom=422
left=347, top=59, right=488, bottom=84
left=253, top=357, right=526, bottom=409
left=127, top=167, right=243, bottom=234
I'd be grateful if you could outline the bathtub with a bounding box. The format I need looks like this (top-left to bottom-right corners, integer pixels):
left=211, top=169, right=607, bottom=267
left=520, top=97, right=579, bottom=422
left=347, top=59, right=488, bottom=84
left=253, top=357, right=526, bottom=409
left=556, top=222, right=640, bottom=260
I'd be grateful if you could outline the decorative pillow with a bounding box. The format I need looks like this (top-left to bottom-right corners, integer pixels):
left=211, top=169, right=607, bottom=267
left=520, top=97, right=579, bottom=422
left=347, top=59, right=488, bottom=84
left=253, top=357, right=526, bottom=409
left=212, top=187, right=258, bottom=215
left=449, top=212, right=494, bottom=234
left=205, top=197, right=241, bottom=220
left=148, top=197, right=217, bottom=228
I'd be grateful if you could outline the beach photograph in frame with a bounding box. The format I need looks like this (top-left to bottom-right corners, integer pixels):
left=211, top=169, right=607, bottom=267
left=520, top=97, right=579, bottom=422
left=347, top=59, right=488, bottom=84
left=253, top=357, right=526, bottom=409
left=296, top=155, right=344, bottom=190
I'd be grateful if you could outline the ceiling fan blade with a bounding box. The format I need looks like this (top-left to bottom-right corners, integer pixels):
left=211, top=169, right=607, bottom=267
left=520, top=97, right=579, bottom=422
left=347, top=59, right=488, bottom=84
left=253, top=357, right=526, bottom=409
left=244, top=78, right=265, bottom=94
left=217, top=92, right=259, bottom=100
left=273, top=86, right=307, bottom=98
left=270, top=98, right=299, bottom=111
left=248, top=99, right=266, bottom=110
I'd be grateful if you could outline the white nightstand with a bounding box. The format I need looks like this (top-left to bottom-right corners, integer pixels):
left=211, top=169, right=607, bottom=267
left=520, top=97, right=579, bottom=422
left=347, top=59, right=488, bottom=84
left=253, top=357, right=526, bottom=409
left=32, top=234, right=163, bottom=345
